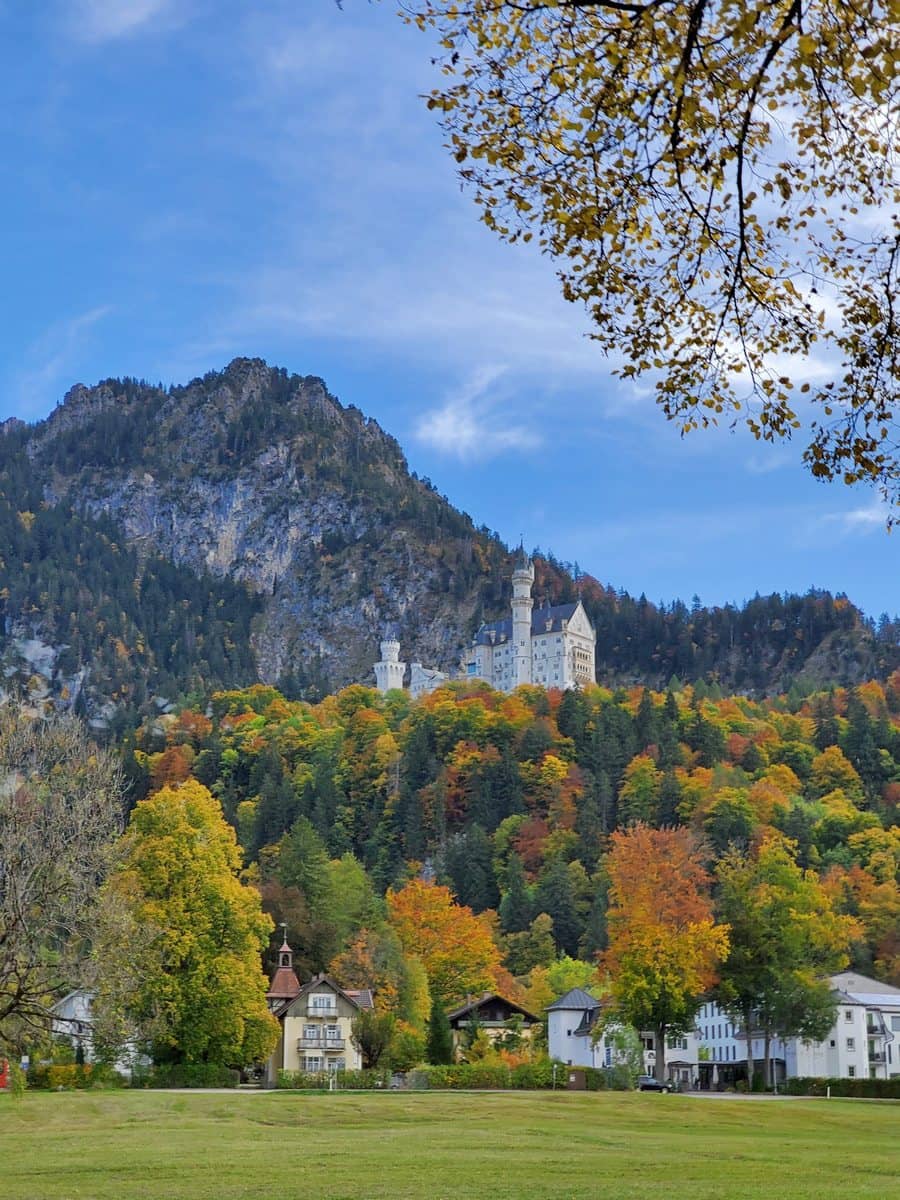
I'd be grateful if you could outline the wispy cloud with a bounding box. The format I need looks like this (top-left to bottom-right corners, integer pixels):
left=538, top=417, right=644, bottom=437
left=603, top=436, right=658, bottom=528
left=414, top=366, right=541, bottom=460
left=10, top=307, right=112, bottom=418
left=820, top=499, right=894, bottom=534
left=69, top=0, right=179, bottom=43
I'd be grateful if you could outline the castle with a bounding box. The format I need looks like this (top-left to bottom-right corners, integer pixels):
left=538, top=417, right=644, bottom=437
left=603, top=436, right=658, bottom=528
left=373, top=552, right=596, bottom=696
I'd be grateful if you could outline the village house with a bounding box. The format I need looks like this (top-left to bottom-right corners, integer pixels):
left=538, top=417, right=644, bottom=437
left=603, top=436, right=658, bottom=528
left=263, top=938, right=373, bottom=1086
left=446, top=993, right=540, bottom=1056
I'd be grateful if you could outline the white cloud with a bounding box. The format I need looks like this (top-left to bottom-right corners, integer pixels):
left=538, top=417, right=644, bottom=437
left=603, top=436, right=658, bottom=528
left=822, top=500, right=893, bottom=533
left=69, top=0, right=178, bottom=43
left=414, top=366, right=541, bottom=460
left=12, top=307, right=112, bottom=418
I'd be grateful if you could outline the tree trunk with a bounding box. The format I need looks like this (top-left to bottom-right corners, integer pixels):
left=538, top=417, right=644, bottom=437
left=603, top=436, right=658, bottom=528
left=655, top=1026, right=666, bottom=1083
left=743, top=1003, right=755, bottom=1088
left=763, top=1028, right=772, bottom=1093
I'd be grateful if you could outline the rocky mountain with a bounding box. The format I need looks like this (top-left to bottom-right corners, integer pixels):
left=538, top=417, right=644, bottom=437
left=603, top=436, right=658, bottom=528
left=0, top=357, right=897, bottom=724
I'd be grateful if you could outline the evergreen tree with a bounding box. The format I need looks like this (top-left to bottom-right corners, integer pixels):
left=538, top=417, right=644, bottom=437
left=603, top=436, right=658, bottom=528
left=498, top=852, right=533, bottom=934
left=534, top=857, right=582, bottom=956
left=426, top=999, right=454, bottom=1065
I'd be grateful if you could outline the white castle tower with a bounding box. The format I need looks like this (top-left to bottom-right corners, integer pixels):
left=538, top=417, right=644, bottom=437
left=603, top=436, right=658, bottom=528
left=511, top=550, right=535, bottom=688
left=374, top=639, right=406, bottom=693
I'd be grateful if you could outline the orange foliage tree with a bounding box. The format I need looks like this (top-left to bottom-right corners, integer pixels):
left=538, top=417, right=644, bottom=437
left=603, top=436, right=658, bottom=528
left=386, top=878, right=501, bottom=1007
left=601, top=824, right=729, bottom=1082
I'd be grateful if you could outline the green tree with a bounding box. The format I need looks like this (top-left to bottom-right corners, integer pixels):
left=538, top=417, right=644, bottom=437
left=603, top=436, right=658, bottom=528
left=95, top=780, right=278, bottom=1067
left=715, top=834, right=854, bottom=1088
left=426, top=998, right=454, bottom=1065
left=351, top=1008, right=396, bottom=1068
left=498, top=852, right=533, bottom=934
left=405, top=1, right=900, bottom=501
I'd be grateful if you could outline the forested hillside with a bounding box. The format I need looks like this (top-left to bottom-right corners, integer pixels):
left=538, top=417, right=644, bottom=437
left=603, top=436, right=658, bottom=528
left=124, top=676, right=900, bottom=996
left=1, top=357, right=897, bottom=724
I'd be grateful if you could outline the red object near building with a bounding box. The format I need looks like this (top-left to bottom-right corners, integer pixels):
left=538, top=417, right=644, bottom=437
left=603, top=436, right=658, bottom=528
left=0, top=1059, right=9, bottom=1090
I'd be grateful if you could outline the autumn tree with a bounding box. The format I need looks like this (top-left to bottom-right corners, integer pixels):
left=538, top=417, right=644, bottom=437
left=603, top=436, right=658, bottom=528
left=386, top=878, right=501, bottom=1006
left=715, top=833, right=855, bottom=1086
left=404, top=1, right=900, bottom=503
left=94, top=780, right=278, bottom=1067
left=601, top=824, right=729, bottom=1081
left=0, top=710, right=123, bottom=1053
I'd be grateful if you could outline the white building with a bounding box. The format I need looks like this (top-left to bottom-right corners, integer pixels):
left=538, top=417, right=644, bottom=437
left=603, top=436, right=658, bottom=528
left=695, top=971, right=900, bottom=1087
left=546, top=988, right=700, bottom=1086
left=466, top=553, right=596, bottom=693
left=50, top=989, right=142, bottom=1075
left=372, top=639, right=448, bottom=698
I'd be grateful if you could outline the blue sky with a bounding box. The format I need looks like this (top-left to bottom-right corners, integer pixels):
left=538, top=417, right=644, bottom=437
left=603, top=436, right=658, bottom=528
left=1, top=0, right=896, bottom=620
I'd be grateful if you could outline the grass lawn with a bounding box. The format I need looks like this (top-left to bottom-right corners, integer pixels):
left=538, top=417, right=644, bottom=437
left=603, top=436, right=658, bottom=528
left=2, top=1089, right=897, bottom=1200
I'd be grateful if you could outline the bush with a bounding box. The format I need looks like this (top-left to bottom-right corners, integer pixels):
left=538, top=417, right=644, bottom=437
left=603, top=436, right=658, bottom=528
left=782, top=1076, right=900, bottom=1100
left=27, top=1063, right=95, bottom=1090
left=133, top=1063, right=240, bottom=1089
left=276, top=1068, right=392, bottom=1091
left=403, top=1061, right=630, bottom=1091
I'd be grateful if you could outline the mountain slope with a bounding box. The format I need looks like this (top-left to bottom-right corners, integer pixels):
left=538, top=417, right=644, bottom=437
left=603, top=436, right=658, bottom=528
left=0, top=357, right=897, bottom=722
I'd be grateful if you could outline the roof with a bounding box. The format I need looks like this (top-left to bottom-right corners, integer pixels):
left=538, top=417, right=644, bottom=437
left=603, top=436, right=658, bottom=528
left=473, top=603, right=582, bottom=646
left=274, top=973, right=371, bottom=1019
left=446, top=993, right=540, bottom=1024
left=573, top=1009, right=600, bottom=1037
left=545, top=987, right=601, bottom=1012
left=345, top=988, right=375, bottom=1011
left=266, top=965, right=302, bottom=1002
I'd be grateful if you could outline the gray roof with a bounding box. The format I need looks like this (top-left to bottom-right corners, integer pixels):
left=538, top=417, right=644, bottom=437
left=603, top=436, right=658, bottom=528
left=545, top=987, right=601, bottom=1012
left=473, top=603, right=580, bottom=646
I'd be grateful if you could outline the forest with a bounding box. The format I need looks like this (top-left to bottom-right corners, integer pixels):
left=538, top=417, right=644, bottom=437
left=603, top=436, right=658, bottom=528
left=114, top=675, right=898, bottom=1052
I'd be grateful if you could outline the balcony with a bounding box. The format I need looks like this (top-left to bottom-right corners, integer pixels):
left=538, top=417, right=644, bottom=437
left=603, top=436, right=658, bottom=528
left=298, top=1036, right=345, bottom=1051
left=306, top=1003, right=338, bottom=1017
left=868, top=1051, right=886, bottom=1064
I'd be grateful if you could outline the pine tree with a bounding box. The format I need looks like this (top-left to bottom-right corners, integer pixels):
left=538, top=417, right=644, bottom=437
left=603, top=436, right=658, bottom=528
left=498, top=852, right=533, bottom=934
left=426, top=999, right=454, bottom=1065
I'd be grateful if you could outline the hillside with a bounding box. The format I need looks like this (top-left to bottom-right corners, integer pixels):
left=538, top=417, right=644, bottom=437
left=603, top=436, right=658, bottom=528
left=0, top=357, right=897, bottom=723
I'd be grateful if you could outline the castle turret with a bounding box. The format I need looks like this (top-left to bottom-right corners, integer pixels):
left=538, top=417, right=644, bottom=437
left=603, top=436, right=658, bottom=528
left=374, top=638, right=406, bottom=693
left=511, top=550, right=534, bottom=688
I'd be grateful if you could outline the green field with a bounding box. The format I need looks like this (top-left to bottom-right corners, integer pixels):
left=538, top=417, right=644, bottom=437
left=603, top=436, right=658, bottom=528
left=2, top=1090, right=897, bottom=1200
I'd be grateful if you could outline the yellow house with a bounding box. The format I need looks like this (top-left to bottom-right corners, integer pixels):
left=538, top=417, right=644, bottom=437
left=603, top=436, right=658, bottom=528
left=264, top=940, right=373, bottom=1085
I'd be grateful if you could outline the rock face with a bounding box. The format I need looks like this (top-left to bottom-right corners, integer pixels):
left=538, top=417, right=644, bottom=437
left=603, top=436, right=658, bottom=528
left=0, top=356, right=896, bottom=722
left=19, top=358, right=510, bottom=703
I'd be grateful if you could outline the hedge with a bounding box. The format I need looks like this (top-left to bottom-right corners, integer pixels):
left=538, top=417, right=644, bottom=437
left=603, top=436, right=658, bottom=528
left=276, top=1068, right=393, bottom=1090
left=132, top=1063, right=241, bottom=1089
left=404, top=1063, right=631, bottom=1091
left=782, top=1076, right=900, bottom=1100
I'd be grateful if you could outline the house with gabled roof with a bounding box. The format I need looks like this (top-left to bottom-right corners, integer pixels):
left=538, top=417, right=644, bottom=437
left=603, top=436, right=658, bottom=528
left=263, top=939, right=373, bottom=1086
left=447, top=993, right=540, bottom=1055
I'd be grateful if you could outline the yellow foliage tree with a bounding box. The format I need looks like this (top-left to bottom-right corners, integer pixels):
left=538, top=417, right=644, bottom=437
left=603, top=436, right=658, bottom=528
left=96, top=780, right=278, bottom=1067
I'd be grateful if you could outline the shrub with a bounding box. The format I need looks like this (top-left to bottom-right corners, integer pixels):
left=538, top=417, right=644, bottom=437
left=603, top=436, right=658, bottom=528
left=27, top=1063, right=95, bottom=1090
left=782, top=1076, right=900, bottom=1100
left=276, top=1068, right=392, bottom=1091
left=133, top=1063, right=240, bottom=1089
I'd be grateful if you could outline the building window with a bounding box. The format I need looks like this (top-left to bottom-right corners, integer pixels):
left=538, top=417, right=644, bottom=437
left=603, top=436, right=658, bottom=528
left=303, top=1024, right=317, bottom=1040
left=846, top=1038, right=855, bottom=1050
left=848, top=1066, right=856, bottom=1078
left=830, top=1040, right=836, bottom=1048
left=845, top=1010, right=853, bottom=1022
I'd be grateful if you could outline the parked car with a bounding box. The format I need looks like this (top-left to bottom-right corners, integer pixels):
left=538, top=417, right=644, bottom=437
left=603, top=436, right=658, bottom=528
left=637, top=1074, right=672, bottom=1092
